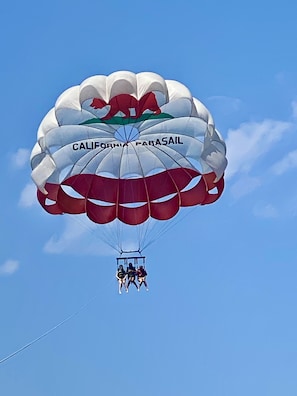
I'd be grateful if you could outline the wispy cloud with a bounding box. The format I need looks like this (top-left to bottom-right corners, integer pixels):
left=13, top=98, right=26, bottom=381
left=271, top=149, right=297, bottom=176
left=0, top=260, right=20, bottom=276
left=274, top=71, right=287, bottom=85
left=44, top=216, right=114, bottom=256
left=207, top=95, right=243, bottom=115
left=291, top=100, right=297, bottom=120
left=11, top=148, right=30, bottom=169
left=44, top=217, right=89, bottom=254
left=19, top=183, right=37, bottom=207
left=223, top=99, right=297, bottom=206
left=225, top=118, right=293, bottom=180
left=229, top=175, right=261, bottom=199
left=252, top=203, right=279, bottom=219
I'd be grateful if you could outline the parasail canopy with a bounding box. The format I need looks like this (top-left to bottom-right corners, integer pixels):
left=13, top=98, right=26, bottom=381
left=31, top=71, right=227, bottom=251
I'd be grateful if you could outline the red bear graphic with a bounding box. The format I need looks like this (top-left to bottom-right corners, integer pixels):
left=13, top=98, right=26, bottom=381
left=90, top=92, right=161, bottom=120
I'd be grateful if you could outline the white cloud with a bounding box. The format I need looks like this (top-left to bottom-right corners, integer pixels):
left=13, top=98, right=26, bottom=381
left=229, top=176, right=261, bottom=199
left=207, top=95, right=243, bottom=115
left=253, top=203, right=278, bottom=219
left=19, top=183, right=37, bottom=207
left=44, top=218, right=88, bottom=254
left=44, top=216, right=113, bottom=256
left=0, top=260, right=20, bottom=276
left=225, top=119, right=293, bottom=179
left=291, top=100, right=297, bottom=120
left=274, top=71, right=286, bottom=85
left=271, top=149, right=297, bottom=176
left=11, top=148, right=30, bottom=169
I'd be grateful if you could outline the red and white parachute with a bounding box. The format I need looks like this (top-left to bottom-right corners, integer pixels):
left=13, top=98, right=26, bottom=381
left=31, top=71, right=227, bottom=253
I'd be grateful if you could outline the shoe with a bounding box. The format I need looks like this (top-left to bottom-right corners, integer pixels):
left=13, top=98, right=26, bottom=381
left=137, top=288, right=140, bottom=292
left=146, top=288, right=149, bottom=292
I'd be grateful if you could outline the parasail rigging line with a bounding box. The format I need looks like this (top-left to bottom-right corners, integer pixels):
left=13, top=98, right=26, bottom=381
left=0, top=277, right=114, bottom=365
left=142, top=205, right=197, bottom=251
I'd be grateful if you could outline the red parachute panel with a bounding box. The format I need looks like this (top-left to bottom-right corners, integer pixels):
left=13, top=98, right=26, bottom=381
left=37, top=169, right=225, bottom=225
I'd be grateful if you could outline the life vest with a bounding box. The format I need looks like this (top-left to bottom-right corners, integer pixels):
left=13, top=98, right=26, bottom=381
left=117, top=269, right=126, bottom=279
left=138, top=268, right=147, bottom=277
left=127, top=267, right=136, bottom=278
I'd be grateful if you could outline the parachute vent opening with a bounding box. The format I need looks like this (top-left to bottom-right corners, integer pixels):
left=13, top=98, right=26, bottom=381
left=97, top=171, right=118, bottom=179
left=145, top=167, right=166, bottom=177
left=115, top=125, right=140, bottom=143
left=120, top=172, right=144, bottom=179
left=88, top=198, right=114, bottom=207
left=119, top=202, right=147, bottom=209
left=180, top=176, right=202, bottom=192
left=45, top=197, right=57, bottom=206
left=208, top=186, right=218, bottom=195
left=60, top=185, right=85, bottom=199
left=151, top=192, right=177, bottom=203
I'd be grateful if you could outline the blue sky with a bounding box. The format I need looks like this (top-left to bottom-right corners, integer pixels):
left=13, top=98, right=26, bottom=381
left=1, top=0, right=297, bottom=395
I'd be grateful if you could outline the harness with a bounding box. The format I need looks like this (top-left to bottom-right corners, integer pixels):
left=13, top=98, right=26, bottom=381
left=117, top=269, right=126, bottom=279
